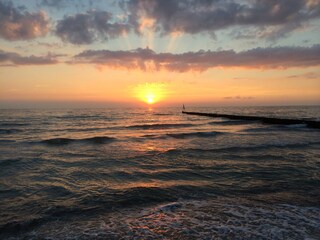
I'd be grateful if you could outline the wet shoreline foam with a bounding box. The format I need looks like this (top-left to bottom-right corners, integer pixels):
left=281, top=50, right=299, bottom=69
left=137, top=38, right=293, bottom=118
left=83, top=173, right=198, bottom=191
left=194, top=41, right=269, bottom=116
left=2, top=197, right=319, bottom=240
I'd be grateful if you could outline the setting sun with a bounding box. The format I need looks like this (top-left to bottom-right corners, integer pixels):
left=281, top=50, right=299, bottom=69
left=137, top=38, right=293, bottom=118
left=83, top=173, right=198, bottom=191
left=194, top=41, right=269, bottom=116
left=146, top=93, right=155, bottom=104
left=134, top=83, right=167, bottom=105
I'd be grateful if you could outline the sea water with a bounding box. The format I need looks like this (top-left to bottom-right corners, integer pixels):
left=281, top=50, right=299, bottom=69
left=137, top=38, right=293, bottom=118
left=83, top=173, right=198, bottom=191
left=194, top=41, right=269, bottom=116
left=0, top=106, right=319, bottom=239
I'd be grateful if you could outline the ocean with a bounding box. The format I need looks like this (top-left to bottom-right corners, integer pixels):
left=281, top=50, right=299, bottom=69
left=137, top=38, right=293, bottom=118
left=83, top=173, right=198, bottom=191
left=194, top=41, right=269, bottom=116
left=0, top=106, right=319, bottom=239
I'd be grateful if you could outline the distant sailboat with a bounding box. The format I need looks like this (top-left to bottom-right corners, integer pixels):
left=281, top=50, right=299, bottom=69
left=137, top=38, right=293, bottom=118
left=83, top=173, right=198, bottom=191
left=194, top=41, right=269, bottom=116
left=182, top=104, right=185, bottom=112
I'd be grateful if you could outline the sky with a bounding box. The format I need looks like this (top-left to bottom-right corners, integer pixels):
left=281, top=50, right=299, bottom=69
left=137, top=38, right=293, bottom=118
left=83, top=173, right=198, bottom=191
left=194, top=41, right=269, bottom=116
left=0, top=0, right=320, bottom=108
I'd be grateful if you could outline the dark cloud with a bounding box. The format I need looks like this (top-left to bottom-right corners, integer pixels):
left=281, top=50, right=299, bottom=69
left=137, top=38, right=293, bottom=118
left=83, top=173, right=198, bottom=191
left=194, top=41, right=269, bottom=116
left=55, top=11, right=131, bottom=44
left=0, top=1, right=49, bottom=41
left=122, top=0, right=320, bottom=37
left=0, top=49, right=58, bottom=66
left=72, top=45, right=320, bottom=72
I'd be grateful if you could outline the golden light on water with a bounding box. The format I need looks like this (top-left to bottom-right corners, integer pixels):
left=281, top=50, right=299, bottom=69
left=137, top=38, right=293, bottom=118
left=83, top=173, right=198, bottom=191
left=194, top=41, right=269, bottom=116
left=134, top=83, right=167, bottom=105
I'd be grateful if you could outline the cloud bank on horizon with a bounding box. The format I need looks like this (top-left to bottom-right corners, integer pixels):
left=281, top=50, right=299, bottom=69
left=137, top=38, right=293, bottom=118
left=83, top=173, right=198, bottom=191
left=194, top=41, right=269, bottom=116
left=0, top=0, right=320, bottom=71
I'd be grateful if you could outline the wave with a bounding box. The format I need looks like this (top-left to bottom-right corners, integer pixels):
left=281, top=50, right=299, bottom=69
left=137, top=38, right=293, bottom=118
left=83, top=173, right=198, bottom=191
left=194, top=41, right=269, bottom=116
left=208, top=120, right=251, bottom=126
left=139, top=131, right=224, bottom=140
left=41, top=136, right=116, bottom=146
left=167, top=131, right=223, bottom=139
left=153, top=113, right=172, bottom=116
left=0, top=123, right=30, bottom=127
left=140, top=134, right=161, bottom=138
left=0, top=217, right=44, bottom=236
left=6, top=198, right=318, bottom=239
left=0, top=205, right=93, bottom=237
left=99, top=199, right=320, bottom=240
left=0, top=128, right=23, bottom=134
left=0, top=158, right=22, bottom=167
left=0, top=139, right=16, bottom=143
left=126, top=123, right=195, bottom=130
left=164, top=141, right=320, bottom=155
left=285, top=124, right=308, bottom=128
left=50, top=127, right=111, bottom=133
left=74, top=169, right=212, bottom=183
left=78, top=185, right=214, bottom=209
left=0, top=185, right=207, bottom=237
left=54, top=115, right=106, bottom=120
left=243, top=124, right=312, bottom=133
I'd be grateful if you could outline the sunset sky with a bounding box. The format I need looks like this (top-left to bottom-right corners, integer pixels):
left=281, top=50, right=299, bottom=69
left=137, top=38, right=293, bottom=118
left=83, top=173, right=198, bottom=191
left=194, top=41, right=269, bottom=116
left=0, top=0, right=320, bottom=107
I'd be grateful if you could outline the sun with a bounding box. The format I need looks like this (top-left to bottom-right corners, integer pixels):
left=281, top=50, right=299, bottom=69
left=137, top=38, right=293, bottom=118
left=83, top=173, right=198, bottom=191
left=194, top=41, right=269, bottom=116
left=134, top=83, right=166, bottom=105
left=146, top=93, right=155, bottom=104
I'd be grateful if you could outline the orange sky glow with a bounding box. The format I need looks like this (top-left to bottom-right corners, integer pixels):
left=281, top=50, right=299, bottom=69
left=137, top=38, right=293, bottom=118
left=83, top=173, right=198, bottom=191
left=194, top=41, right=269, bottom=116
left=0, top=0, right=319, bottom=108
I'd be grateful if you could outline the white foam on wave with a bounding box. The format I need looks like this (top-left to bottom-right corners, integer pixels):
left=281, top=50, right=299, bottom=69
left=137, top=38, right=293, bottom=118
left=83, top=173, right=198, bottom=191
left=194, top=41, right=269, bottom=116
left=15, top=198, right=320, bottom=240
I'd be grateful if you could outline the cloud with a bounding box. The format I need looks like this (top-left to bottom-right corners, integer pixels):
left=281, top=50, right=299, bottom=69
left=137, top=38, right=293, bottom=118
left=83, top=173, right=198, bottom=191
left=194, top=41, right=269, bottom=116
left=55, top=10, right=131, bottom=44
left=230, top=23, right=305, bottom=42
left=14, top=42, right=64, bottom=53
left=0, top=1, right=49, bottom=41
left=40, top=0, right=65, bottom=9
left=40, top=0, right=103, bottom=9
left=287, top=72, right=320, bottom=79
left=72, top=45, right=320, bottom=72
left=224, top=96, right=254, bottom=100
left=0, top=49, right=58, bottom=66
left=122, top=0, right=320, bottom=38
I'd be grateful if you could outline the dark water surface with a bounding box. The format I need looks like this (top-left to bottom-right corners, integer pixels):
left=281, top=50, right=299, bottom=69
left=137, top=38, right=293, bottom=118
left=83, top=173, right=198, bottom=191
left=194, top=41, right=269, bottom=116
left=0, top=106, right=319, bottom=239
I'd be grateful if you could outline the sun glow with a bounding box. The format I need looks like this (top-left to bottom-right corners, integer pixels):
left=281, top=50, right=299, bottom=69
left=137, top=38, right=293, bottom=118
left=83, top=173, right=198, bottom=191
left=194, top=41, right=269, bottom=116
left=134, top=82, right=166, bottom=105
left=146, top=93, right=155, bottom=104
